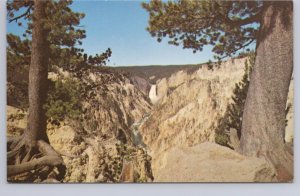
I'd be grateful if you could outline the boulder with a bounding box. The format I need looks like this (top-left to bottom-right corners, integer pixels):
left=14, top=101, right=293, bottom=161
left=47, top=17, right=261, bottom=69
left=154, top=142, right=276, bottom=182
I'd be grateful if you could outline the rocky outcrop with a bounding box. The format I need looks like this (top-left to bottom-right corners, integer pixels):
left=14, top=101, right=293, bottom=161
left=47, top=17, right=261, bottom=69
left=129, top=75, right=151, bottom=96
left=155, top=142, right=276, bottom=182
left=7, top=67, right=154, bottom=183
left=137, top=57, right=293, bottom=182
left=7, top=57, right=293, bottom=183
left=49, top=69, right=154, bottom=182
left=47, top=124, right=153, bottom=182
left=140, top=58, right=247, bottom=175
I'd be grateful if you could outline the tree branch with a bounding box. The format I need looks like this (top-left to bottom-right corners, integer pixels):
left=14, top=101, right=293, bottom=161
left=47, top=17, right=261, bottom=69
left=220, top=39, right=255, bottom=60
left=9, top=4, right=33, bottom=23
left=231, top=39, right=255, bottom=54
left=225, top=13, right=261, bottom=27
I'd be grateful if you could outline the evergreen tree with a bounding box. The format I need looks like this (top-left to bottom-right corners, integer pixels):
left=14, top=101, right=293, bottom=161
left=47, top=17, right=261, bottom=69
left=7, top=34, right=30, bottom=108
left=215, top=53, right=254, bottom=147
left=143, top=0, right=293, bottom=181
left=142, top=0, right=261, bottom=59
left=7, top=0, right=112, bottom=72
left=6, top=0, right=112, bottom=182
left=7, top=0, right=112, bottom=110
left=7, top=0, right=64, bottom=182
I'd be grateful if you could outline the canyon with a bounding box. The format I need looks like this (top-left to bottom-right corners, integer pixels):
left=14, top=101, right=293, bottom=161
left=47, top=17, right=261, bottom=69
left=7, top=58, right=294, bottom=182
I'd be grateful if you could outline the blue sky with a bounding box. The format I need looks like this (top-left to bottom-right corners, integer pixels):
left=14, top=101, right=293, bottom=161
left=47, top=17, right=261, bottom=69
left=70, top=0, right=215, bottom=66
left=7, top=0, right=243, bottom=66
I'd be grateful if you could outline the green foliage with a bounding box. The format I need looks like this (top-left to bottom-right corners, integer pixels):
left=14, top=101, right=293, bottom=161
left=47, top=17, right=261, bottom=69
left=85, top=48, right=112, bottom=66
left=7, top=0, right=112, bottom=118
left=215, top=132, right=230, bottom=147
left=215, top=53, right=254, bottom=146
left=7, top=34, right=30, bottom=109
left=7, top=0, right=112, bottom=71
left=7, top=111, right=26, bottom=122
left=133, top=171, right=147, bottom=183
left=142, top=0, right=262, bottom=60
left=43, top=78, right=83, bottom=124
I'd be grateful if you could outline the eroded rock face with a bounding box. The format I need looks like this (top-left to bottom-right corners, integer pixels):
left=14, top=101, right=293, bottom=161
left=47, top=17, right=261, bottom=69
left=7, top=68, right=154, bottom=183
left=48, top=124, right=154, bottom=183
left=130, top=75, right=151, bottom=96
left=138, top=58, right=294, bottom=182
left=140, top=58, right=247, bottom=174
left=49, top=69, right=154, bottom=182
left=155, top=142, right=276, bottom=182
left=7, top=58, right=294, bottom=183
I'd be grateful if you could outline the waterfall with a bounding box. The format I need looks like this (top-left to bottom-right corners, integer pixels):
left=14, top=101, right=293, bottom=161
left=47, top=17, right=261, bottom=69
left=149, top=84, right=159, bottom=104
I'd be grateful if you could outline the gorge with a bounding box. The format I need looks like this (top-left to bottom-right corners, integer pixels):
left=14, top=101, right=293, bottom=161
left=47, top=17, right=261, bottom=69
left=7, top=57, right=294, bottom=182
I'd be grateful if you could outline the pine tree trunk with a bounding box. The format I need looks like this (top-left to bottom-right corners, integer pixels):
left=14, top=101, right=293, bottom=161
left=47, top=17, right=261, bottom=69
left=25, top=0, right=49, bottom=144
left=239, top=1, right=293, bottom=182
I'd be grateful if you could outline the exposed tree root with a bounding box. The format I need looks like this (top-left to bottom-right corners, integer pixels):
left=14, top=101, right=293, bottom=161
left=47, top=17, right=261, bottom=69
left=7, top=138, right=66, bottom=183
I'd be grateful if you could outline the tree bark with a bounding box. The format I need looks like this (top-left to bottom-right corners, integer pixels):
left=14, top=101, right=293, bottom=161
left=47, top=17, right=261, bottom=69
left=7, top=1, right=67, bottom=182
left=239, top=1, right=293, bottom=182
left=25, top=0, right=50, bottom=144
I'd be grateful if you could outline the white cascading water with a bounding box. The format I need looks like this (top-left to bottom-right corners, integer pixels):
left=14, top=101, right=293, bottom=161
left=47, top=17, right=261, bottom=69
left=149, top=84, right=159, bottom=104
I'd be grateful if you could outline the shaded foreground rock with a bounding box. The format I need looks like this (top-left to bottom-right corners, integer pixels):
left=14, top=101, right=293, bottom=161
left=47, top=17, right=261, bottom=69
left=155, top=142, right=276, bottom=182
